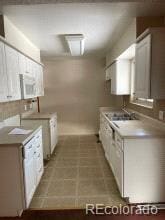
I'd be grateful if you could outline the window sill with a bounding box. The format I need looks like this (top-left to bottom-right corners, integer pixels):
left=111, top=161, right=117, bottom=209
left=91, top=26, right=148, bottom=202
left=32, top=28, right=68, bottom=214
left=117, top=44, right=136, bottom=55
left=130, top=101, right=153, bottom=109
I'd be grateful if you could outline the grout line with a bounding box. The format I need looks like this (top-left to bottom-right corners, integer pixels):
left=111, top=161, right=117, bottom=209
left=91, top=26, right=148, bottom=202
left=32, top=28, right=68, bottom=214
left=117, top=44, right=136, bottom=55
left=40, top=153, right=59, bottom=208
left=96, top=142, right=111, bottom=199
left=36, top=135, right=118, bottom=209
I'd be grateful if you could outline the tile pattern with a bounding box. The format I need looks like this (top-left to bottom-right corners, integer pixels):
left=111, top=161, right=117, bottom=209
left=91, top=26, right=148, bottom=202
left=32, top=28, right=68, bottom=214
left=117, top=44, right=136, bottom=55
left=30, top=135, right=126, bottom=209
left=0, top=99, right=36, bottom=121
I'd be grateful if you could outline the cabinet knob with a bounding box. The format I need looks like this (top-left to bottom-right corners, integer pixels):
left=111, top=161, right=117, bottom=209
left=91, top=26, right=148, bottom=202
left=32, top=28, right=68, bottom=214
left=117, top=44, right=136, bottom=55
left=28, top=145, right=33, bottom=149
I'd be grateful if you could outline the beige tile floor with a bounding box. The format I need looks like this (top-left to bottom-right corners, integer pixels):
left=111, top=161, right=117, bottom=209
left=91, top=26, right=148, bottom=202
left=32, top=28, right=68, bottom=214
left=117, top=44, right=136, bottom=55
left=30, top=135, right=126, bottom=209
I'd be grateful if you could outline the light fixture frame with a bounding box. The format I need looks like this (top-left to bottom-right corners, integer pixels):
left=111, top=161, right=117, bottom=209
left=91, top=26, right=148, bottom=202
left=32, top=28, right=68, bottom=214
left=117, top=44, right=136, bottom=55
left=65, top=34, right=84, bottom=56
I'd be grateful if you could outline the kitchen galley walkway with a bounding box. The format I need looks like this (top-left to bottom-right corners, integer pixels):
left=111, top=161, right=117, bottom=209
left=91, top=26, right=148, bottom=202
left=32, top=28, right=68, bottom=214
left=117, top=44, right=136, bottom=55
left=30, top=134, right=126, bottom=209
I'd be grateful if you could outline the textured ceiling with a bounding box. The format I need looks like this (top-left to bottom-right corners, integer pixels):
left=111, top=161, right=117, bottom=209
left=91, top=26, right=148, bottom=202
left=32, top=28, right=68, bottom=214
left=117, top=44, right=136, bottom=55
left=2, top=2, right=165, bottom=58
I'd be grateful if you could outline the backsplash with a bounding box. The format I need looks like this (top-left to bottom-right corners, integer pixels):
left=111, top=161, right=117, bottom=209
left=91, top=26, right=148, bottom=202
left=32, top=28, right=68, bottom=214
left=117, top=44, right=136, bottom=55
left=125, top=96, right=165, bottom=123
left=0, top=99, right=37, bottom=122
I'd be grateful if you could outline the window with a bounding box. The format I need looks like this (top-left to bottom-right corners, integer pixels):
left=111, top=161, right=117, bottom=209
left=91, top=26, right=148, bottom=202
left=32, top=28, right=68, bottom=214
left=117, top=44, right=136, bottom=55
left=130, top=58, right=153, bottom=109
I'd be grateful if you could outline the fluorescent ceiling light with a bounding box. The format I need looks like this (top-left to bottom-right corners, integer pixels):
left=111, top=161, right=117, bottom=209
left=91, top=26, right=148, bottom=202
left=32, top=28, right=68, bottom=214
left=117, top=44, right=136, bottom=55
left=65, top=34, right=84, bottom=56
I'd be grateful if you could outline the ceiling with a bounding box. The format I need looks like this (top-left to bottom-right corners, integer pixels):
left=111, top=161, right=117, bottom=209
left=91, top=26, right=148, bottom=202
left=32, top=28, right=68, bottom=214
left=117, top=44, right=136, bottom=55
left=2, top=2, right=165, bottom=58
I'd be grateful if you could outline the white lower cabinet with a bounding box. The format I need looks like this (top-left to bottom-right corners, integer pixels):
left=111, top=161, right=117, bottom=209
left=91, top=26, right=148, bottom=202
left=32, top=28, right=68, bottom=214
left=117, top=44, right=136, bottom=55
left=0, top=128, right=43, bottom=217
left=23, top=138, right=36, bottom=208
left=100, top=114, right=165, bottom=203
left=50, top=118, right=58, bottom=154
left=23, top=129, right=43, bottom=208
left=21, top=114, right=58, bottom=160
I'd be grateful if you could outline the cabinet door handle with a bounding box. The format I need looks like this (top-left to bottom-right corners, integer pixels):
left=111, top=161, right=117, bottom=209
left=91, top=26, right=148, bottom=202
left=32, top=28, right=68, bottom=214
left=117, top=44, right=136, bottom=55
left=7, top=95, right=12, bottom=98
left=38, top=153, right=40, bottom=158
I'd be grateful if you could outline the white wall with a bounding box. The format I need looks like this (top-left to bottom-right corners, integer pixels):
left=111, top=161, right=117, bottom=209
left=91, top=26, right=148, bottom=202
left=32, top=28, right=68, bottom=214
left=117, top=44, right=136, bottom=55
left=106, top=19, right=136, bottom=66
left=40, top=58, right=122, bottom=135
left=3, top=16, right=40, bottom=62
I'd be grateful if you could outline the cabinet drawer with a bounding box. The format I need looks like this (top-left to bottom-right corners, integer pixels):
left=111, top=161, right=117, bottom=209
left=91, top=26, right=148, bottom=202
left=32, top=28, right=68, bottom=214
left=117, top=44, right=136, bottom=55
left=24, top=138, right=35, bottom=159
left=36, top=152, right=43, bottom=170
left=35, top=142, right=42, bottom=153
left=34, top=129, right=42, bottom=142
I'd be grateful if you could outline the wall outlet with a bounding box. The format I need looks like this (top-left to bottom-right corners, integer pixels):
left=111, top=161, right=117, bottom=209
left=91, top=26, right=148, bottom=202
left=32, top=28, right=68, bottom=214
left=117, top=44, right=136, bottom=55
left=159, top=111, right=164, bottom=121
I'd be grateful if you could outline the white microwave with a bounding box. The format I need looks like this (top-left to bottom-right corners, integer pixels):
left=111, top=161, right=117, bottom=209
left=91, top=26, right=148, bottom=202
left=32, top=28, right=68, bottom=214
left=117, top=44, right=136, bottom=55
left=20, top=74, right=36, bottom=99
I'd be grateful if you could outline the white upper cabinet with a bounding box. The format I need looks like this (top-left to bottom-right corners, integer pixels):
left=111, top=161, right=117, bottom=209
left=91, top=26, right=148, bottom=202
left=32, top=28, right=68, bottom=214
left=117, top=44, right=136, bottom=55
left=109, top=60, right=131, bottom=95
left=19, top=53, right=35, bottom=77
left=105, top=67, right=111, bottom=81
left=38, top=65, right=44, bottom=96
left=0, top=41, right=8, bottom=102
left=135, top=28, right=165, bottom=99
left=26, top=57, right=34, bottom=76
left=18, top=53, right=26, bottom=75
left=34, top=64, right=44, bottom=97
left=5, top=45, right=21, bottom=101
left=135, top=34, right=151, bottom=99
left=19, top=52, right=44, bottom=99
left=0, top=39, right=43, bottom=103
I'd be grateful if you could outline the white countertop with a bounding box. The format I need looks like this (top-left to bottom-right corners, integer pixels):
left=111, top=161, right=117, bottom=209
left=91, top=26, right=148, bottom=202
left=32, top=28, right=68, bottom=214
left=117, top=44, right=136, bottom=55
left=101, top=109, right=165, bottom=139
left=110, top=120, right=165, bottom=138
left=0, top=125, right=42, bottom=146
left=21, top=112, right=57, bottom=120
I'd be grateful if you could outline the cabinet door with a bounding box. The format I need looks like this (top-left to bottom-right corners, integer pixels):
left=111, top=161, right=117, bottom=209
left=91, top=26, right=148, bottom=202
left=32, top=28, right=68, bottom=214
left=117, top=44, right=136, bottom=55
left=135, top=34, right=151, bottom=99
left=39, top=65, right=44, bottom=96
left=0, top=42, right=8, bottom=102
left=50, top=119, right=57, bottom=153
left=24, top=156, right=36, bottom=208
left=34, top=130, right=44, bottom=185
left=5, top=45, right=21, bottom=101
left=18, top=53, right=26, bottom=75
left=26, top=57, right=33, bottom=76
left=110, top=63, right=117, bottom=94
left=35, top=64, right=44, bottom=97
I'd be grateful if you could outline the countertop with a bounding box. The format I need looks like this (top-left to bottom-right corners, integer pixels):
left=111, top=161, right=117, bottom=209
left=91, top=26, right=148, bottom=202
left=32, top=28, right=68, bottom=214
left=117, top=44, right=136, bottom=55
left=0, top=125, right=42, bottom=146
left=110, top=120, right=165, bottom=138
left=21, top=112, right=57, bottom=120
left=101, top=111, right=165, bottom=139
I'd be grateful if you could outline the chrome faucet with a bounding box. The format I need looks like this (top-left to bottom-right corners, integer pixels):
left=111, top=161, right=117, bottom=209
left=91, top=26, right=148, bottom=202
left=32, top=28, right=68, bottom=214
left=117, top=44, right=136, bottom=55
left=123, top=109, right=136, bottom=120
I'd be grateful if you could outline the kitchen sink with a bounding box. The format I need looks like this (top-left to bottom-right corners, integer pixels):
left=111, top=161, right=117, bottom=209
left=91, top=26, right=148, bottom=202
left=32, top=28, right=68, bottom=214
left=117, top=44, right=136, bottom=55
left=105, top=112, right=138, bottom=121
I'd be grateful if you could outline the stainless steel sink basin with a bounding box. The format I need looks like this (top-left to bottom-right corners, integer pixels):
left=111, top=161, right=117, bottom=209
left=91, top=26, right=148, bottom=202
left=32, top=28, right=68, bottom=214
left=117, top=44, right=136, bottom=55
left=105, top=112, right=138, bottom=121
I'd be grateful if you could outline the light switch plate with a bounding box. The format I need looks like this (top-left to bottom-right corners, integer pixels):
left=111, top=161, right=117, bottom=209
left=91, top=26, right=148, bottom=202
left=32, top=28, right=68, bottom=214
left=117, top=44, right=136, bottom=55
left=159, top=111, right=164, bottom=121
